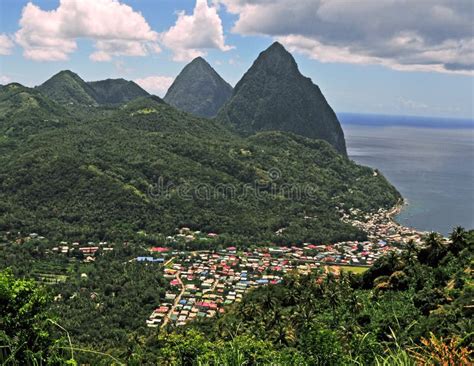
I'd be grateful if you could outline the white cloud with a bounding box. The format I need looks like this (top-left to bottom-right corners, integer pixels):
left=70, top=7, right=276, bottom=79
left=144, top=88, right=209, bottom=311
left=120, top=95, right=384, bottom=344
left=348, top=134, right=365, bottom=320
left=161, top=0, right=233, bottom=62
left=134, top=75, right=174, bottom=96
left=0, top=34, right=15, bottom=55
left=217, top=0, right=474, bottom=74
left=15, top=0, right=160, bottom=62
left=0, top=75, right=11, bottom=84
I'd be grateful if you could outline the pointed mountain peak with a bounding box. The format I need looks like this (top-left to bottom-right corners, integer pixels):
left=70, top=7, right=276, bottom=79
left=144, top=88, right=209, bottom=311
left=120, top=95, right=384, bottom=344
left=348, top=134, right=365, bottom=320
left=50, top=70, right=85, bottom=82
left=217, top=43, right=347, bottom=156
left=190, top=56, right=208, bottom=64
left=164, top=58, right=233, bottom=118
left=183, top=56, right=216, bottom=74
left=56, top=69, right=79, bottom=76
left=266, top=41, right=288, bottom=53
left=250, top=41, right=299, bottom=76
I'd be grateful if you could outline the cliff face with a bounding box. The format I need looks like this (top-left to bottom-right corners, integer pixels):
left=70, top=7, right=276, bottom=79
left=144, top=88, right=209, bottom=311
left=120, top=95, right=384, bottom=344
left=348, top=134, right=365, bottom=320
left=217, top=42, right=347, bottom=156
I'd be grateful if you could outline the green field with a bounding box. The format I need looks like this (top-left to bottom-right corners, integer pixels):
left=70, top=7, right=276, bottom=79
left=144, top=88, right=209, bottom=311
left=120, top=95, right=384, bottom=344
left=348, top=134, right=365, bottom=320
left=339, top=265, right=369, bottom=274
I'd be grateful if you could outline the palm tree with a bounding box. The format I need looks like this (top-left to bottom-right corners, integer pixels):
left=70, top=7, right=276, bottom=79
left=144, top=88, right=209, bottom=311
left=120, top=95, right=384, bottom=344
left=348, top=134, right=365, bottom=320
left=325, top=288, right=341, bottom=327
left=425, top=232, right=443, bottom=251
left=261, top=288, right=277, bottom=311
left=240, top=302, right=262, bottom=320
left=385, top=251, right=401, bottom=272
left=270, top=322, right=296, bottom=346
left=402, top=239, right=418, bottom=266
left=292, top=303, right=315, bottom=329
left=422, top=232, right=446, bottom=266
left=449, top=226, right=467, bottom=255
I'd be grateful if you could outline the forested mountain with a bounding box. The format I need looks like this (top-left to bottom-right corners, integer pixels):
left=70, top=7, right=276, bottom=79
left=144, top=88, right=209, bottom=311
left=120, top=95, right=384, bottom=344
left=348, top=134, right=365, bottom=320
left=0, top=83, right=74, bottom=137
left=217, top=42, right=347, bottom=156
left=0, top=80, right=399, bottom=243
left=36, top=70, right=99, bottom=106
left=87, top=78, right=149, bottom=104
left=164, top=57, right=233, bottom=118
left=36, top=70, right=150, bottom=106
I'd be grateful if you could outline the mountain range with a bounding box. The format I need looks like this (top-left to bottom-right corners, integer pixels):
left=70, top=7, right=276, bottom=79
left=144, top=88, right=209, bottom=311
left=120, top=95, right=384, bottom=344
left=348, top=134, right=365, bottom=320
left=36, top=70, right=149, bottom=106
left=0, top=43, right=400, bottom=243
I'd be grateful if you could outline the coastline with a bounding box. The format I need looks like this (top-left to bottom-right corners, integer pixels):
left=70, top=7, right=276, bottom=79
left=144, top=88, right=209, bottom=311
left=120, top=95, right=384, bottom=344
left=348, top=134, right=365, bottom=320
left=343, top=198, right=426, bottom=246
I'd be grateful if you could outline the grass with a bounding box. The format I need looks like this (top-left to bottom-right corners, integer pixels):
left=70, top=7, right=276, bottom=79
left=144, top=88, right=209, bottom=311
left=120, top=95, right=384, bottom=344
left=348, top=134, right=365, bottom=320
left=339, top=266, right=369, bottom=274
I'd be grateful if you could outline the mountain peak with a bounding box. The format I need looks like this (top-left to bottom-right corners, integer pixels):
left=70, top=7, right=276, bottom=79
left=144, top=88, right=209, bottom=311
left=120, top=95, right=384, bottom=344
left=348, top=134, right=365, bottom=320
left=56, top=69, right=78, bottom=76
left=248, top=41, right=299, bottom=77
left=266, top=41, right=288, bottom=53
left=190, top=56, right=207, bottom=64
left=217, top=43, right=347, bottom=155
left=164, top=58, right=233, bottom=118
left=37, top=70, right=99, bottom=106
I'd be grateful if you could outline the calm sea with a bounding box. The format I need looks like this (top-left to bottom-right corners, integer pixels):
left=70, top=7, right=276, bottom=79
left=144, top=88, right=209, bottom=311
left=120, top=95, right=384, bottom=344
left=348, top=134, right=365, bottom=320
left=339, top=113, right=474, bottom=236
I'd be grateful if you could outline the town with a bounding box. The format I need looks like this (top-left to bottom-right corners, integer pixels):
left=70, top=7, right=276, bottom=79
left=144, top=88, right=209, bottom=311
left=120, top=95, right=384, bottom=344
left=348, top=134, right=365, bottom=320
left=2, top=205, right=428, bottom=327
left=144, top=204, right=428, bottom=328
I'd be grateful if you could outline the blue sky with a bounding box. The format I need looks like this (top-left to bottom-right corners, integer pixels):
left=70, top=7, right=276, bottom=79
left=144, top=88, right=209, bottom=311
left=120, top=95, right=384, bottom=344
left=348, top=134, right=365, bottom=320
left=0, top=0, right=472, bottom=119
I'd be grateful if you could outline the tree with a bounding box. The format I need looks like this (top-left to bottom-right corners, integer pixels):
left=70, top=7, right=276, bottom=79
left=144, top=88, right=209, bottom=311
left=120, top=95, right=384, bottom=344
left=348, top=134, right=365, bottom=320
left=449, top=226, right=467, bottom=255
left=0, top=270, right=70, bottom=365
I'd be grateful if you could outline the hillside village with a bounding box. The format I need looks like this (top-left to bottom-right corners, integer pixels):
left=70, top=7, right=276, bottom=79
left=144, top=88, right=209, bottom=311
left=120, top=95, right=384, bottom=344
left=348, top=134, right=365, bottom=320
left=145, top=239, right=397, bottom=328
left=2, top=205, right=428, bottom=327
left=144, top=205, right=427, bottom=328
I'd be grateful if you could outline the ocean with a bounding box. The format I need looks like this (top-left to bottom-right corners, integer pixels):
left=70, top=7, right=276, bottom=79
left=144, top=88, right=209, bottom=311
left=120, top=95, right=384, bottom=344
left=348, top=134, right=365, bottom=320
left=339, top=113, right=474, bottom=236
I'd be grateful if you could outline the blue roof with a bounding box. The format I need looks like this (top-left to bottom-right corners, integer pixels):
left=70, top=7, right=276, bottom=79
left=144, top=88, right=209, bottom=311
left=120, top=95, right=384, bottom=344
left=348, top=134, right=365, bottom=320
left=256, top=279, right=269, bottom=284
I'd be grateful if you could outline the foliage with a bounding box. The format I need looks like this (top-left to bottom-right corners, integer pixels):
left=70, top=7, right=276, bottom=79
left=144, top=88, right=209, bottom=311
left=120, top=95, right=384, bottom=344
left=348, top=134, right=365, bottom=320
left=0, top=228, right=472, bottom=364
left=0, top=270, right=71, bottom=365
left=0, top=86, right=400, bottom=243
left=173, top=228, right=473, bottom=365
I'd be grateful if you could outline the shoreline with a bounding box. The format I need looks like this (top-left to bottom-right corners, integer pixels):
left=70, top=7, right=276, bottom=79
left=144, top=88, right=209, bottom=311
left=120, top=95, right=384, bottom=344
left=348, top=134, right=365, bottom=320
left=343, top=199, right=427, bottom=245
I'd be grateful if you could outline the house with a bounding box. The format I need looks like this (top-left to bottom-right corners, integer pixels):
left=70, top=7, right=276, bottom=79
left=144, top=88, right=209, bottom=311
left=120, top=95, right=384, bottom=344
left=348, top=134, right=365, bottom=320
left=150, top=247, right=169, bottom=253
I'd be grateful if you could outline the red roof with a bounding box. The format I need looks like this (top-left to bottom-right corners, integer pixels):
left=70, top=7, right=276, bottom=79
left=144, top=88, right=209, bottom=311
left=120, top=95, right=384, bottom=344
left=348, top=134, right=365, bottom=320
left=196, top=302, right=212, bottom=308
left=151, top=247, right=169, bottom=252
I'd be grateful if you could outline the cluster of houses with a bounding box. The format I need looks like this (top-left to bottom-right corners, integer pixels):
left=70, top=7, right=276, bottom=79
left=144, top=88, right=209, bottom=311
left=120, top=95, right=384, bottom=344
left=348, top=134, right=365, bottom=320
left=342, top=207, right=426, bottom=245
left=164, top=227, right=219, bottom=243
left=146, top=239, right=402, bottom=327
left=49, top=241, right=114, bottom=261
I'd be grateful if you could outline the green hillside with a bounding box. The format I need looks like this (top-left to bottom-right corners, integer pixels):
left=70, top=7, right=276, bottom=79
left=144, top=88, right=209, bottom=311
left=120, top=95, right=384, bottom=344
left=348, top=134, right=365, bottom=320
left=0, top=83, right=73, bottom=137
left=0, top=92, right=399, bottom=243
left=36, top=70, right=99, bottom=106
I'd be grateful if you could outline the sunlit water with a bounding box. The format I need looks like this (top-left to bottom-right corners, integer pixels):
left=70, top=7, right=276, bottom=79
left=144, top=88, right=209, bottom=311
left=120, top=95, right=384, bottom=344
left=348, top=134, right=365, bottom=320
left=340, top=114, right=474, bottom=235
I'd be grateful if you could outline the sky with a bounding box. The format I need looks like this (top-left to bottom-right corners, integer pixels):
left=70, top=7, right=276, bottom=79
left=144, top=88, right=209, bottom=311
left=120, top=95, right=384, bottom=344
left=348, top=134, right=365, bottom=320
left=0, top=0, right=473, bottom=119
